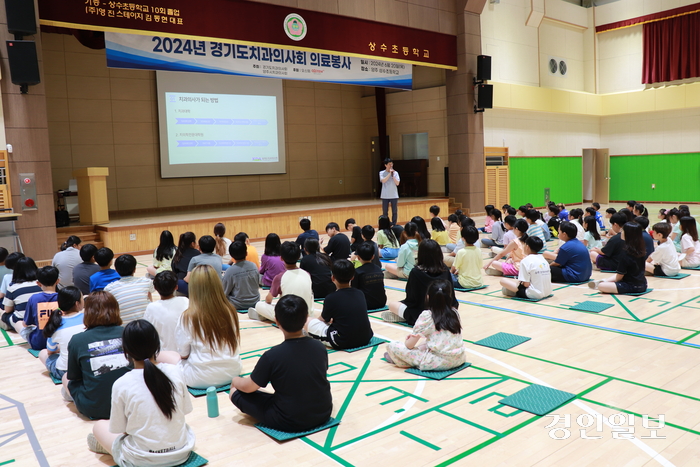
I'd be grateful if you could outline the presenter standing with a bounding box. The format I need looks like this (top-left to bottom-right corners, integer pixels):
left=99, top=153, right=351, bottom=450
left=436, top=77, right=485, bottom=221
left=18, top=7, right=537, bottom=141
left=379, top=158, right=400, bottom=226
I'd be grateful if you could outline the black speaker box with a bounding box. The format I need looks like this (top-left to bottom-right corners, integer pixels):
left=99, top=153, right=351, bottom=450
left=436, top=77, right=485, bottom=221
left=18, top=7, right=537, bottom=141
left=476, top=84, right=493, bottom=109
left=6, top=41, right=41, bottom=86
left=477, top=55, right=492, bottom=81
left=5, top=0, right=37, bottom=36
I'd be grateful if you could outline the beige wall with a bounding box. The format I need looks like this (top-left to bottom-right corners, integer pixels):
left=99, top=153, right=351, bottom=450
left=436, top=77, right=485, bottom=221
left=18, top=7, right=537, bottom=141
left=361, top=86, right=448, bottom=196
left=44, top=33, right=372, bottom=212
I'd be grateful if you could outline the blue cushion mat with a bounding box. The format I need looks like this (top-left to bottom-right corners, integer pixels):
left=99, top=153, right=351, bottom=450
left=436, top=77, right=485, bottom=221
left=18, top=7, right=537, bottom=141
left=188, top=383, right=231, bottom=397
left=255, top=417, right=340, bottom=441
left=404, top=362, right=471, bottom=380
left=499, top=384, right=576, bottom=416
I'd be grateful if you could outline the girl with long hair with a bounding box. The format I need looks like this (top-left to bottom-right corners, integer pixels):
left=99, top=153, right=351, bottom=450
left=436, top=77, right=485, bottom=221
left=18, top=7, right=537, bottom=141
left=259, top=233, right=285, bottom=287
left=147, top=230, right=176, bottom=277
left=213, top=223, right=233, bottom=268
left=377, top=215, right=399, bottom=259
left=483, top=219, right=529, bottom=277
left=159, top=265, right=241, bottom=388
left=384, top=222, right=420, bottom=280
left=679, top=216, right=700, bottom=268
left=589, top=222, right=647, bottom=294
left=300, top=238, right=336, bottom=298
left=170, top=232, right=200, bottom=297
left=89, top=320, right=196, bottom=466
left=385, top=280, right=465, bottom=370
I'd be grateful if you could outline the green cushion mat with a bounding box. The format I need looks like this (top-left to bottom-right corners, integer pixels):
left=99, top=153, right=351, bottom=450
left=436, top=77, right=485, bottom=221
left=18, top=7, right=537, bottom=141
left=682, top=265, right=700, bottom=270
left=261, top=285, right=271, bottom=290
left=620, top=288, right=653, bottom=296
left=569, top=301, right=613, bottom=313
left=367, top=306, right=390, bottom=313
left=566, top=279, right=592, bottom=285
left=512, top=294, right=553, bottom=302
left=255, top=417, right=340, bottom=441
left=455, top=285, right=488, bottom=292
left=474, top=332, right=531, bottom=351
left=342, top=336, right=388, bottom=353
left=188, top=383, right=231, bottom=397
left=50, top=374, right=62, bottom=385
left=499, top=384, right=576, bottom=416
left=655, top=273, right=690, bottom=280
left=112, top=451, right=207, bottom=467
left=404, top=362, right=471, bottom=380
left=27, top=348, right=40, bottom=358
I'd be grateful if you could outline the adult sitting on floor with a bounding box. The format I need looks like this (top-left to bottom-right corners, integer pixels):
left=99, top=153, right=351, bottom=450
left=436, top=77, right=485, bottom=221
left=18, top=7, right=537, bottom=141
left=546, top=221, right=592, bottom=284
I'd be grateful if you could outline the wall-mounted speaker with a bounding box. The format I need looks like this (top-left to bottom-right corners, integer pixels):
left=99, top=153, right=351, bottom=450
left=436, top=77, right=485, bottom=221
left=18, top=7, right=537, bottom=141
left=476, top=84, right=493, bottom=109
left=5, top=0, right=37, bottom=36
left=477, top=55, right=492, bottom=82
left=6, top=41, right=41, bottom=88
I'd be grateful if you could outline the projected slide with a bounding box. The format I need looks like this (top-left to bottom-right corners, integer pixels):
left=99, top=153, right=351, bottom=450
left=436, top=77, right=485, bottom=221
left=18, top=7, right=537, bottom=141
left=165, top=92, right=278, bottom=165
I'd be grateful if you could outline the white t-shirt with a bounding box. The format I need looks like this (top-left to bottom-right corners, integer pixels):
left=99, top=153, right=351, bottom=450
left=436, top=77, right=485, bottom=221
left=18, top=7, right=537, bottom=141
left=681, top=233, right=700, bottom=266
left=502, top=230, right=517, bottom=246
left=517, top=254, right=552, bottom=299
left=650, top=239, right=681, bottom=276
left=175, top=315, right=241, bottom=388
left=110, top=364, right=195, bottom=467
left=46, top=312, right=85, bottom=371
left=572, top=219, right=585, bottom=242
left=104, top=276, right=155, bottom=325
left=143, top=297, right=189, bottom=352
left=583, top=231, right=602, bottom=251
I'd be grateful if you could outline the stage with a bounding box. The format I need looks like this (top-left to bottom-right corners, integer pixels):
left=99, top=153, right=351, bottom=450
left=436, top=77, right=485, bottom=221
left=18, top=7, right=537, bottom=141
left=93, top=197, right=450, bottom=255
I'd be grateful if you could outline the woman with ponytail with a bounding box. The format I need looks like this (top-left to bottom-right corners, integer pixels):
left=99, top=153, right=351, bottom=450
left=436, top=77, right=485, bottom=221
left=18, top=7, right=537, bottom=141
left=38, top=286, right=84, bottom=382
left=384, top=280, right=465, bottom=371
left=89, top=319, right=195, bottom=466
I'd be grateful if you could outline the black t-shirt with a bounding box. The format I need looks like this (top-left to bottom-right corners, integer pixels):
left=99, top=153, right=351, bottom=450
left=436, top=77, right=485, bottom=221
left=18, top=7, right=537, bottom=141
left=616, top=252, right=647, bottom=286
left=172, top=248, right=200, bottom=280
left=642, top=231, right=655, bottom=259
left=601, top=233, right=624, bottom=265
left=325, top=234, right=351, bottom=262
left=321, top=287, right=374, bottom=349
left=299, top=254, right=336, bottom=298
left=250, top=337, right=332, bottom=432
left=352, top=262, right=387, bottom=310
left=402, top=267, right=458, bottom=325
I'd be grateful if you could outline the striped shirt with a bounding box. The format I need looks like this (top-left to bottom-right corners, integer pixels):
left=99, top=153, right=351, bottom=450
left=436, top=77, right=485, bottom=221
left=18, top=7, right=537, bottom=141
left=526, top=223, right=547, bottom=253
left=3, top=281, right=43, bottom=320
left=104, top=276, right=155, bottom=324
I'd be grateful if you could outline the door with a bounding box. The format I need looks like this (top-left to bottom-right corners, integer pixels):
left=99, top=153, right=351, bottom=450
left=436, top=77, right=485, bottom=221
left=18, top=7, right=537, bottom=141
left=582, top=149, right=594, bottom=202
left=593, top=148, right=610, bottom=204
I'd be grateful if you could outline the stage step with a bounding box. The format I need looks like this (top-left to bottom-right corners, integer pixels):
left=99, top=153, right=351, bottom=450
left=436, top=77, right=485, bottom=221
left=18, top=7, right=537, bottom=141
left=56, top=226, right=103, bottom=251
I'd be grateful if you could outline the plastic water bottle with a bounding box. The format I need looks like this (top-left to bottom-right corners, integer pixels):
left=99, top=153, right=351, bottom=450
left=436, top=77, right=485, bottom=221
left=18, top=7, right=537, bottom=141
left=206, top=386, right=219, bottom=418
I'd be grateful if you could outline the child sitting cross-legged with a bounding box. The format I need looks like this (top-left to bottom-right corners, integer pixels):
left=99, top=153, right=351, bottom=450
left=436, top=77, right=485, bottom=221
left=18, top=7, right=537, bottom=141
left=645, top=223, right=680, bottom=277
left=499, top=236, right=552, bottom=299
left=385, top=280, right=466, bottom=371
left=306, top=259, right=374, bottom=350
left=230, top=294, right=333, bottom=432
left=351, top=242, right=387, bottom=311
left=450, top=226, right=483, bottom=290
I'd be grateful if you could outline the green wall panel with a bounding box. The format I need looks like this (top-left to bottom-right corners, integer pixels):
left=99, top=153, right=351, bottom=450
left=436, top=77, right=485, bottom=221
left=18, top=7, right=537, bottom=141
left=610, top=153, right=700, bottom=202
left=509, top=157, right=582, bottom=208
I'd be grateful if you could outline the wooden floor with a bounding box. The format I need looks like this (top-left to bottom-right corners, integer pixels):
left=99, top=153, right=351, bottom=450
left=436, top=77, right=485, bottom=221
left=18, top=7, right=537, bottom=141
left=4, top=203, right=700, bottom=466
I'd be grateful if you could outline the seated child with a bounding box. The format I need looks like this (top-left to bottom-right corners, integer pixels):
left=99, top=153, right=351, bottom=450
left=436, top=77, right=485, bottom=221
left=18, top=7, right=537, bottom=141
left=583, top=216, right=602, bottom=250
left=480, top=205, right=495, bottom=233
left=481, top=208, right=505, bottom=248
left=590, top=213, right=627, bottom=270
left=547, top=205, right=561, bottom=238
left=384, top=222, right=420, bottom=280
left=221, top=241, right=260, bottom=312
left=500, top=237, right=552, bottom=299
left=385, top=280, right=465, bottom=371
left=295, top=218, right=319, bottom=256
left=547, top=222, right=592, bottom=284
left=351, top=243, right=387, bottom=310
left=38, top=286, right=84, bottom=382
left=377, top=216, right=400, bottom=259
left=450, top=226, right=483, bottom=290
left=589, top=222, right=647, bottom=294
left=143, top=271, right=189, bottom=352
left=484, top=219, right=528, bottom=276
left=429, top=205, right=446, bottom=228
left=185, top=235, right=223, bottom=281
left=679, top=216, right=700, bottom=268
left=345, top=218, right=356, bottom=232
left=300, top=239, right=336, bottom=299
left=635, top=216, right=655, bottom=259
left=20, top=265, right=60, bottom=349
left=89, top=248, right=120, bottom=292
left=324, top=222, right=351, bottom=263
left=72, top=244, right=100, bottom=295
left=604, top=208, right=617, bottom=238
left=430, top=217, right=449, bottom=248
left=592, top=202, right=606, bottom=230
left=235, top=232, right=260, bottom=268
left=446, top=214, right=460, bottom=248
left=353, top=225, right=382, bottom=268
left=646, top=223, right=680, bottom=277
left=1, top=257, right=42, bottom=332
left=0, top=247, right=9, bottom=280
left=249, top=242, right=314, bottom=322
left=104, top=254, right=154, bottom=324
left=306, top=259, right=374, bottom=350
left=491, top=214, right=517, bottom=256
left=525, top=210, right=547, bottom=251
left=0, top=251, right=24, bottom=301
left=230, top=294, right=333, bottom=432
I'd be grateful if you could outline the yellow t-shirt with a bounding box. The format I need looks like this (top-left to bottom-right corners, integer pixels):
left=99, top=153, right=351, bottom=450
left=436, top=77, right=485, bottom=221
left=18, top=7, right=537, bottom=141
left=453, top=246, right=484, bottom=289
left=431, top=230, right=449, bottom=246
left=246, top=244, right=260, bottom=269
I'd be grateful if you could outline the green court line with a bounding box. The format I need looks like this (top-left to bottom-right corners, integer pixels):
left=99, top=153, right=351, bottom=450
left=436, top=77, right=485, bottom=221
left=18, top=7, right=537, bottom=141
left=642, top=294, right=700, bottom=322
left=0, top=461, right=15, bottom=466
left=400, top=431, right=441, bottom=450
left=611, top=295, right=641, bottom=321
left=434, top=415, right=541, bottom=466
left=240, top=345, right=274, bottom=356
left=578, top=397, right=700, bottom=437
left=330, top=377, right=502, bottom=383
left=436, top=408, right=501, bottom=436
left=574, top=377, right=613, bottom=399
left=300, top=438, right=355, bottom=467
left=330, top=378, right=508, bottom=451
left=677, top=330, right=700, bottom=344
left=324, top=345, right=378, bottom=449
left=1, top=328, right=13, bottom=347
left=366, top=386, right=430, bottom=405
